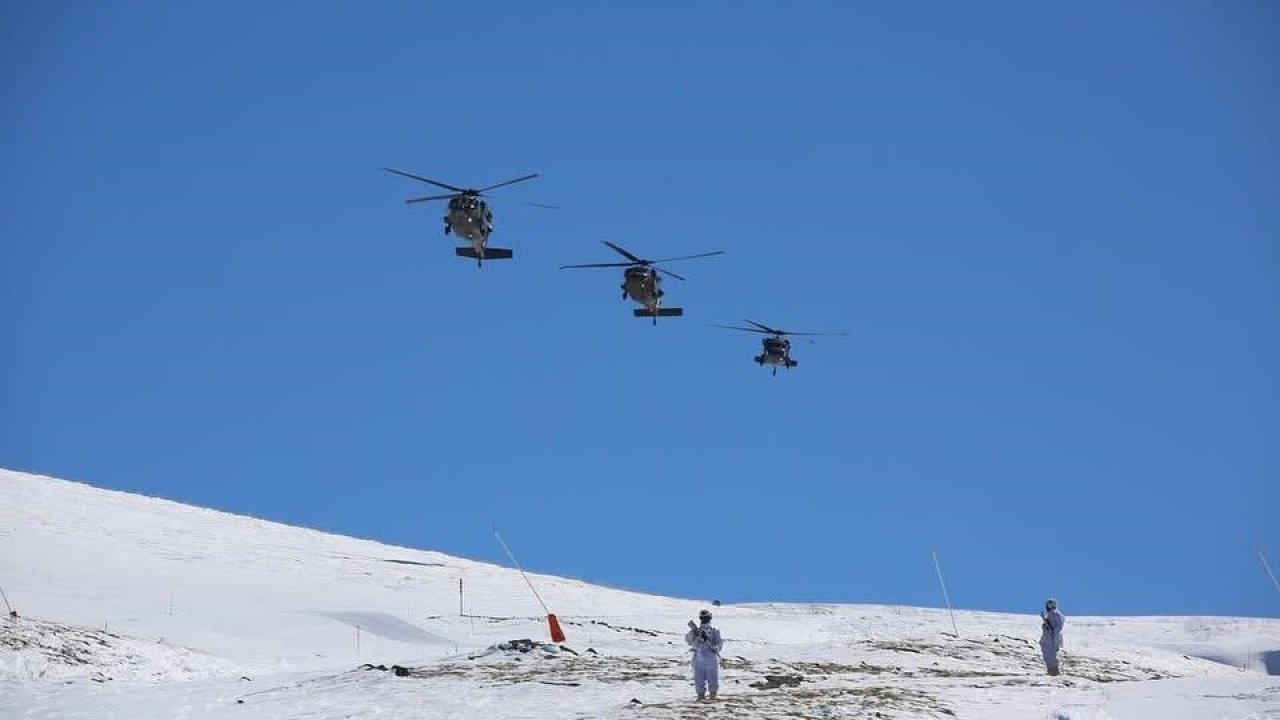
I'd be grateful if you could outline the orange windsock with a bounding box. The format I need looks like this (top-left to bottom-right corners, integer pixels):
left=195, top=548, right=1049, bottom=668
left=493, top=526, right=566, bottom=644
left=547, top=613, right=566, bottom=643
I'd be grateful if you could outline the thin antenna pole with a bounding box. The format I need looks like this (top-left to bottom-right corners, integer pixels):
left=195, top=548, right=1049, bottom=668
left=1257, top=543, right=1280, bottom=597
left=493, top=525, right=551, bottom=614
left=932, top=550, right=960, bottom=637
left=459, top=578, right=464, bottom=616
left=0, top=585, right=13, bottom=616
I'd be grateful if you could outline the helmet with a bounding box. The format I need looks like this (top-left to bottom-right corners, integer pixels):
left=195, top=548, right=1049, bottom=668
left=1045, top=598, right=1058, bottom=611
left=699, top=609, right=713, bottom=622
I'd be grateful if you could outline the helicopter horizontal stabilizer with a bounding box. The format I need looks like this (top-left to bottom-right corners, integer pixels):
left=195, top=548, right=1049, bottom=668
left=633, top=308, right=683, bottom=318
left=455, top=247, right=514, bottom=260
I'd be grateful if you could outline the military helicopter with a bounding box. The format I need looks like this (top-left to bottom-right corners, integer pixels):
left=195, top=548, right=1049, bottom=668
left=560, top=241, right=724, bottom=324
left=383, top=168, right=540, bottom=266
left=714, top=319, right=849, bottom=375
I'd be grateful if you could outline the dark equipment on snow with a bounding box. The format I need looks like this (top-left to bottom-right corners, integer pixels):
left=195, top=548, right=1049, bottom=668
left=383, top=168, right=542, bottom=266
left=713, top=319, right=849, bottom=375
left=559, top=241, right=724, bottom=324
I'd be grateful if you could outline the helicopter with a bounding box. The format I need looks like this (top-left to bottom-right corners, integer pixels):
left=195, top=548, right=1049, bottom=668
left=383, top=168, right=540, bottom=266
left=560, top=241, right=724, bottom=324
left=713, top=319, right=849, bottom=375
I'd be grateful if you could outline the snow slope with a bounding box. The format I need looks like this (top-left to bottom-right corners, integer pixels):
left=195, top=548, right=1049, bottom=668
left=1, top=468, right=1277, bottom=719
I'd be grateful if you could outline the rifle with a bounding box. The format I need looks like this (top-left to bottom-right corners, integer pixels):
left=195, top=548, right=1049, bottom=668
left=688, top=621, right=722, bottom=663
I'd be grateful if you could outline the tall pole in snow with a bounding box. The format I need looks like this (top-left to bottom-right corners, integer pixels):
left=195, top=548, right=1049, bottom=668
left=932, top=550, right=960, bottom=637
left=0, top=585, right=14, bottom=617
left=493, top=526, right=551, bottom=615
left=494, top=524, right=567, bottom=642
left=1257, top=543, right=1280, bottom=598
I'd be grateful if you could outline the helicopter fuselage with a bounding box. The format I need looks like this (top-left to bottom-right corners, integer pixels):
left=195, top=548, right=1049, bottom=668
left=622, top=266, right=664, bottom=310
left=755, top=336, right=796, bottom=372
left=445, top=196, right=494, bottom=248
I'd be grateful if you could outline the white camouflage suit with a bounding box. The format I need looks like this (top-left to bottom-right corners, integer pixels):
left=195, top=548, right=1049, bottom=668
left=685, top=616, right=724, bottom=699
left=1040, top=601, right=1064, bottom=675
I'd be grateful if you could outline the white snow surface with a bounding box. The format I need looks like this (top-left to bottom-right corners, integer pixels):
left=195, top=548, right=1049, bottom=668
left=1, top=468, right=1277, bottom=719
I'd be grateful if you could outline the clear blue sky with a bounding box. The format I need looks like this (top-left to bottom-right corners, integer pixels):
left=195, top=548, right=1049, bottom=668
left=3, top=2, right=1276, bottom=618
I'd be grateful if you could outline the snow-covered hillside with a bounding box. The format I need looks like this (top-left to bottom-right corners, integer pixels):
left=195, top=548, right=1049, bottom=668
left=1, top=469, right=1277, bottom=719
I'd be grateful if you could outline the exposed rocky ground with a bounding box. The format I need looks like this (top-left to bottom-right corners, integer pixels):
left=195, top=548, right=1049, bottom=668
left=332, top=631, right=1213, bottom=719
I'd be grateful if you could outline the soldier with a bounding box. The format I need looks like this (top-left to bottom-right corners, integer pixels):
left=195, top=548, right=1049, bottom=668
left=685, top=609, right=724, bottom=701
left=1040, top=598, right=1065, bottom=675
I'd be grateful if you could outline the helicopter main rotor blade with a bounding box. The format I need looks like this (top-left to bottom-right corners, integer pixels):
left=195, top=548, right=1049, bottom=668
left=526, top=202, right=560, bottom=210
left=656, top=267, right=687, bottom=281
left=559, top=262, right=635, bottom=270
left=478, top=173, right=539, bottom=193
left=382, top=168, right=467, bottom=193
left=601, top=240, right=645, bottom=264
left=743, top=319, right=786, bottom=335
left=405, top=193, right=456, bottom=204
left=742, top=319, right=851, bottom=336
left=712, top=324, right=772, bottom=334
left=650, top=250, right=726, bottom=265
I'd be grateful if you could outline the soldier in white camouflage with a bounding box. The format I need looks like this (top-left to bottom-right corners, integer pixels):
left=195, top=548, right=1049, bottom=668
left=1040, top=598, right=1064, bottom=675
left=685, top=609, right=724, bottom=700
